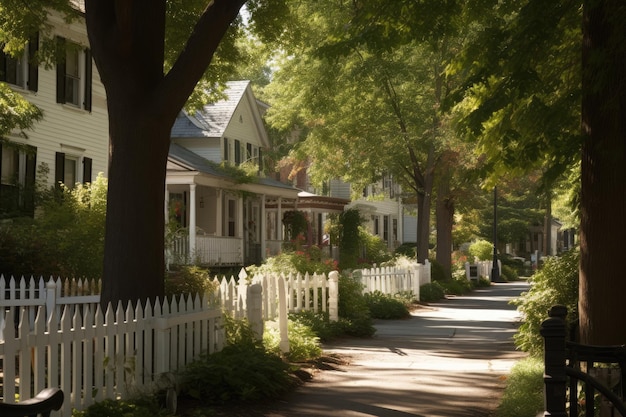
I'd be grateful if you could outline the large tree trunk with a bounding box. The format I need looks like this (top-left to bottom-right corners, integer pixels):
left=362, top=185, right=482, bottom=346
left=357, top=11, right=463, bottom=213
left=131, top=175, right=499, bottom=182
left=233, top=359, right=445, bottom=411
left=579, top=0, right=626, bottom=345
left=85, top=0, right=245, bottom=307
left=436, top=173, right=454, bottom=279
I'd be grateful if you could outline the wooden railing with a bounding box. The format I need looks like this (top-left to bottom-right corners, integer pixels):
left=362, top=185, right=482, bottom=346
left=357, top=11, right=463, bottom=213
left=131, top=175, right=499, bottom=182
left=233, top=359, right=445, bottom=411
left=541, top=305, right=626, bottom=417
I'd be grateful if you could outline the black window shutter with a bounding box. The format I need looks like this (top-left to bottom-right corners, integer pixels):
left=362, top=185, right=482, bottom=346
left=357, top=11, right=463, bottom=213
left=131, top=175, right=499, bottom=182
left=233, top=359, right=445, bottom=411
left=27, top=32, right=39, bottom=92
left=258, top=148, right=263, bottom=172
left=82, top=157, right=92, bottom=184
left=246, top=143, right=252, bottom=160
left=56, top=37, right=66, bottom=104
left=55, top=152, right=65, bottom=188
left=223, top=137, right=229, bottom=161
left=83, top=48, right=92, bottom=111
left=24, top=145, right=37, bottom=215
left=234, top=139, right=241, bottom=164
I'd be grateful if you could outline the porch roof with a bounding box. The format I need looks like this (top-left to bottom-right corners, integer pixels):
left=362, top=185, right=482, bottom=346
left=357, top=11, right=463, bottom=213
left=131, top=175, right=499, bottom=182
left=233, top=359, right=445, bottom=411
left=167, top=143, right=300, bottom=199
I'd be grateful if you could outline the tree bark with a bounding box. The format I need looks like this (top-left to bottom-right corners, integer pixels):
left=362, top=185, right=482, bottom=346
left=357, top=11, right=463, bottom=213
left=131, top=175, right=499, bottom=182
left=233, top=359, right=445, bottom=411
left=435, top=175, right=454, bottom=279
left=84, top=0, right=245, bottom=307
left=579, top=0, right=626, bottom=345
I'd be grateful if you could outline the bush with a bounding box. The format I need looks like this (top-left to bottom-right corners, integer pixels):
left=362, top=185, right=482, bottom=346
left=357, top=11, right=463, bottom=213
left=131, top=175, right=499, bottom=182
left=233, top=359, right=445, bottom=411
left=337, top=274, right=376, bottom=337
left=164, top=265, right=217, bottom=299
left=247, top=249, right=336, bottom=276
left=441, top=277, right=472, bottom=295
left=420, top=281, right=445, bottom=302
left=500, top=264, right=518, bottom=281
left=429, top=259, right=449, bottom=282
left=468, top=239, right=494, bottom=261
left=288, top=311, right=344, bottom=343
left=394, top=242, right=417, bottom=258
left=359, top=228, right=392, bottom=265
left=364, top=291, right=410, bottom=319
left=511, top=249, right=579, bottom=356
left=264, top=317, right=322, bottom=362
left=179, top=316, right=297, bottom=405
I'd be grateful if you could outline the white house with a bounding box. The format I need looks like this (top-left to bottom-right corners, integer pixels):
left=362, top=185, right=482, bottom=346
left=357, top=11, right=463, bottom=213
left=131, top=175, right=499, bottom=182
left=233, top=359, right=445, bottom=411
left=167, top=81, right=300, bottom=267
left=0, top=9, right=108, bottom=217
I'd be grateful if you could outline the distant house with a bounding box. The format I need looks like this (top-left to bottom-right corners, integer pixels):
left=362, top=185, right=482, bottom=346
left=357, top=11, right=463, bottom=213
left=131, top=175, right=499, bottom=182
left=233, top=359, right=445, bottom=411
left=167, top=81, right=300, bottom=267
left=0, top=10, right=108, bottom=217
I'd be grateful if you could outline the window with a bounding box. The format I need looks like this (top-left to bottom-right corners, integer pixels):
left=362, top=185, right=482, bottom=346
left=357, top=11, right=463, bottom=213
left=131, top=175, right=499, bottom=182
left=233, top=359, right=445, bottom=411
left=0, top=143, right=36, bottom=216
left=227, top=198, right=236, bottom=237
left=55, top=152, right=92, bottom=189
left=56, top=37, right=92, bottom=111
left=0, top=33, right=39, bottom=91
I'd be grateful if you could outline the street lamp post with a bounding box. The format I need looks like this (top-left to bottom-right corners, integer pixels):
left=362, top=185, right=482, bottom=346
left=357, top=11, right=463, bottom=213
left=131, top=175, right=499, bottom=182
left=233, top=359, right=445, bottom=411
left=491, top=186, right=500, bottom=282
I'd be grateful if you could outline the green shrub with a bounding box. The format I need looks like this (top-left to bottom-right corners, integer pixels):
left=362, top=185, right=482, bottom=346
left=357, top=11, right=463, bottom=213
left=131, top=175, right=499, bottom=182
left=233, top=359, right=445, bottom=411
left=359, top=228, right=392, bottom=265
left=500, top=264, right=518, bottom=281
left=364, top=291, right=410, bottom=319
left=511, top=249, right=579, bottom=356
left=179, top=343, right=296, bottom=405
left=179, top=315, right=297, bottom=405
left=247, top=249, right=336, bottom=276
left=468, top=239, right=494, bottom=261
left=164, top=266, right=217, bottom=299
left=429, top=259, right=449, bottom=282
left=72, top=397, right=166, bottom=417
left=264, top=318, right=322, bottom=362
left=288, top=311, right=344, bottom=342
left=441, top=277, right=472, bottom=295
left=337, top=274, right=375, bottom=337
left=394, top=242, right=417, bottom=258
left=420, top=281, right=445, bottom=302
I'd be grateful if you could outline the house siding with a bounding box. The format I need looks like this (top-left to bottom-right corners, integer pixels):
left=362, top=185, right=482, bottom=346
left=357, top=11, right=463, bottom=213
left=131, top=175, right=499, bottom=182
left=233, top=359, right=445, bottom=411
left=6, top=12, right=108, bottom=189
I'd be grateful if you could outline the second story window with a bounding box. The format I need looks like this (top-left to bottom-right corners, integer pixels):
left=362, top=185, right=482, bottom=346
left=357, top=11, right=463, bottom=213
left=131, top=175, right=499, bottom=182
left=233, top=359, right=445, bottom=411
left=56, top=37, right=92, bottom=111
left=0, top=33, right=39, bottom=91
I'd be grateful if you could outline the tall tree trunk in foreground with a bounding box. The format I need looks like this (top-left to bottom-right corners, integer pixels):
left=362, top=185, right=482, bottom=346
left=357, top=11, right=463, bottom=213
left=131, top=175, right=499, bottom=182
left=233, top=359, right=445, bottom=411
left=85, top=0, right=245, bottom=308
left=579, top=0, right=626, bottom=345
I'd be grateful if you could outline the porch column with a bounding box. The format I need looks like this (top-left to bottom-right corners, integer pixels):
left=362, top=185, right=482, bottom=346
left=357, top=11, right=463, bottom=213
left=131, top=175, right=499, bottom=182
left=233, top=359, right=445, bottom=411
left=237, top=195, right=244, bottom=238
left=260, top=194, right=266, bottom=260
left=277, top=198, right=283, bottom=240
left=189, top=183, right=197, bottom=258
left=216, top=189, right=223, bottom=236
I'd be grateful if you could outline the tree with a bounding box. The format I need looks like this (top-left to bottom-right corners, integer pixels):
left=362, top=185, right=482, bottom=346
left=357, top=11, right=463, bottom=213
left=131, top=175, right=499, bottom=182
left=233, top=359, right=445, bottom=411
left=453, top=0, right=626, bottom=345
left=578, top=0, right=626, bottom=345
left=263, top=1, right=471, bottom=264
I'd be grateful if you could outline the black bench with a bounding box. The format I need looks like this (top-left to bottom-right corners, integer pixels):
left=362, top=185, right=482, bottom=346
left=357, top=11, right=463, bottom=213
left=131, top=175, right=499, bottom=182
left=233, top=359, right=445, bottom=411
left=0, top=388, right=64, bottom=417
left=541, top=305, right=626, bottom=417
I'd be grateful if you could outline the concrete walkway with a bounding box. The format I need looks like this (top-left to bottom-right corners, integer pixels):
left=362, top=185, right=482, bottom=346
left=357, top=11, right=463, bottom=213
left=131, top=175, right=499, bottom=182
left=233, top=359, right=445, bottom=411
left=266, top=281, right=529, bottom=417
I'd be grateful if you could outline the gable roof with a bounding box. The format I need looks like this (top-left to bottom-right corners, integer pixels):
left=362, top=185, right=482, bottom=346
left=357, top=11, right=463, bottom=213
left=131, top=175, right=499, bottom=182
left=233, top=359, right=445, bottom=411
left=171, top=81, right=265, bottom=142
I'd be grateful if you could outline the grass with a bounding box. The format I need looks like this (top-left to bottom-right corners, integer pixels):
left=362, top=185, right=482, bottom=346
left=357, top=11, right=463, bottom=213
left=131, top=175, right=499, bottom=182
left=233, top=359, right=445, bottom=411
left=495, top=356, right=544, bottom=417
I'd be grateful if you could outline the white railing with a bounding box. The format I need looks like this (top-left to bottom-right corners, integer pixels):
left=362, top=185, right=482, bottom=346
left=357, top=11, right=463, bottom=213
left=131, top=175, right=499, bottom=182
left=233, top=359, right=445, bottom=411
left=0, top=296, right=223, bottom=416
left=355, top=261, right=431, bottom=301
left=169, top=235, right=243, bottom=265
left=465, top=260, right=500, bottom=280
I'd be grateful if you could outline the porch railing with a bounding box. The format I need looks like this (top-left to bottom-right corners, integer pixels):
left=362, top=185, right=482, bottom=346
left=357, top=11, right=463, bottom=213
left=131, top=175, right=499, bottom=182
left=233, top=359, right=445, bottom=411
left=170, top=235, right=243, bottom=266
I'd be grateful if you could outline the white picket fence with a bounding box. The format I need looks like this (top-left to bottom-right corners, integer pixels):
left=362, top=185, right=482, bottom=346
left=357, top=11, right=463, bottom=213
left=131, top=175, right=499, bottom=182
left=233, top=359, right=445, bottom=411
left=0, top=295, right=222, bottom=417
left=0, top=270, right=339, bottom=415
left=355, top=261, right=431, bottom=301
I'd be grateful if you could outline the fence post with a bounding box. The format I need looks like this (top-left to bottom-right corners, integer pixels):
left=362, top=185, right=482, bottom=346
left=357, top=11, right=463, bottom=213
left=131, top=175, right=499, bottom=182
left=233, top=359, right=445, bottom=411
left=540, top=305, right=568, bottom=417
left=246, top=284, right=263, bottom=341
left=410, top=265, right=420, bottom=302
left=328, top=271, right=339, bottom=322
left=277, top=276, right=289, bottom=353
left=45, top=279, right=57, bottom=324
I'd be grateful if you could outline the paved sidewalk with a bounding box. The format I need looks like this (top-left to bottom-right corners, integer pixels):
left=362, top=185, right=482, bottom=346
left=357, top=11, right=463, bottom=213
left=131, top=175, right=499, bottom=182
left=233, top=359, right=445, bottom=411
left=265, top=281, right=529, bottom=417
